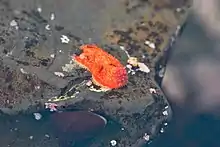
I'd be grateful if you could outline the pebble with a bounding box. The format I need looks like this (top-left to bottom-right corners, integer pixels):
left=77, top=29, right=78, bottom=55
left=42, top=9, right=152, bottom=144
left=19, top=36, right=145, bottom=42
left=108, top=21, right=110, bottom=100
left=60, top=35, right=70, bottom=44
left=33, top=113, right=42, bottom=120
left=50, top=13, right=55, bottom=20
left=35, top=85, right=40, bottom=90
left=50, top=54, right=55, bottom=58
left=160, top=128, right=164, bottom=133
left=149, top=42, right=156, bottom=49
left=20, top=68, right=28, bottom=74
left=29, top=136, right=33, bottom=140
left=37, top=7, right=42, bottom=13
left=54, top=72, right=65, bottom=77
left=45, top=24, right=51, bottom=30
left=110, top=140, right=117, bottom=146
left=162, top=110, right=168, bottom=116
left=137, top=62, right=150, bottom=73
left=143, top=133, right=150, bottom=141
left=145, top=40, right=156, bottom=49
left=10, top=20, right=19, bottom=30
left=149, top=88, right=156, bottom=94
left=45, top=134, right=50, bottom=138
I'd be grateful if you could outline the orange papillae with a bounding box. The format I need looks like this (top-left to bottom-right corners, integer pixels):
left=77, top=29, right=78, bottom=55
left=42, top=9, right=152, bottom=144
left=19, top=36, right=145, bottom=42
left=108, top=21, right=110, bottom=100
left=73, top=44, right=128, bottom=89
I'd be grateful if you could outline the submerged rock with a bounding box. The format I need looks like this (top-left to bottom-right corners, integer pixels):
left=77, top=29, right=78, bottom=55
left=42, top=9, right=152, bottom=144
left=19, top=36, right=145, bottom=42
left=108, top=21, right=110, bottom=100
left=51, top=111, right=107, bottom=147
left=0, top=0, right=190, bottom=146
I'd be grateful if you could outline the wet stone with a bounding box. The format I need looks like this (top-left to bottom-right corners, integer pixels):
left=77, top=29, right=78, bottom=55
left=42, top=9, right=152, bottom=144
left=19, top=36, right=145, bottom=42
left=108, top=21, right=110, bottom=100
left=0, top=0, right=190, bottom=146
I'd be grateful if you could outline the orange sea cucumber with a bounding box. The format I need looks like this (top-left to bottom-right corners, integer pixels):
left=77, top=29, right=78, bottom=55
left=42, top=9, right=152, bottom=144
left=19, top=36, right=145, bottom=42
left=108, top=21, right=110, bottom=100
left=73, top=44, right=128, bottom=90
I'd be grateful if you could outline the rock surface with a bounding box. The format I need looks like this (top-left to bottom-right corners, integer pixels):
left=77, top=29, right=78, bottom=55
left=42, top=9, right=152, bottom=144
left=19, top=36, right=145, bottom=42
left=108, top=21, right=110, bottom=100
left=0, top=0, right=190, bottom=146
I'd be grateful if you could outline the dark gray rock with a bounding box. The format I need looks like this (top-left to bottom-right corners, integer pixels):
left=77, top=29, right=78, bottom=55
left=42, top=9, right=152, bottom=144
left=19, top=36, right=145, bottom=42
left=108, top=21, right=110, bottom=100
left=0, top=0, right=190, bottom=146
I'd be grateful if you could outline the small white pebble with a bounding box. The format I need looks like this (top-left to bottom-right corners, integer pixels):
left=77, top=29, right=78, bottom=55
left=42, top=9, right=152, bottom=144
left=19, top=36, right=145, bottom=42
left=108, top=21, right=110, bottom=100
left=137, top=62, right=150, bottom=73
left=162, top=110, right=168, bottom=116
left=121, top=128, right=125, bottom=131
left=37, top=7, right=42, bottom=13
left=126, top=64, right=132, bottom=69
left=149, top=42, right=156, bottom=49
left=164, top=123, right=168, bottom=126
left=176, top=8, right=182, bottom=12
left=165, top=105, right=169, bottom=109
left=10, top=20, right=18, bottom=27
left=45, top=24, right=50, bottom=30
left=149, top=88, right=156, bottom=94
left=145, top=40, right=156, bottom=49
left=50, top=54, right=55, bottom=58
left=143, top=133, right=150, bottom=141
left=54, top=72, right=65, bottom=77
left=45, top=134, right=50, bottom=138
left=131, top=71, right=136, bottom=75
left=29, top=136, right=33, bottom=140
left=20, top=68, right=28, bottom=74
left=50, top=13, right=55, bottom=20
left=10, top=20, right=19, bottom=30
left=35, top=86, right=40, bottom=90
left=59, top=50, right=62, bottom=53
left=145, top=40, right=150, bottom=45
left=110, top=140, right=117, bottom=146
left=60, top=35, right=70, bottom=44
left=160, top=128, right=164, bottom=133
left=33, top=113, right=42, bottom=120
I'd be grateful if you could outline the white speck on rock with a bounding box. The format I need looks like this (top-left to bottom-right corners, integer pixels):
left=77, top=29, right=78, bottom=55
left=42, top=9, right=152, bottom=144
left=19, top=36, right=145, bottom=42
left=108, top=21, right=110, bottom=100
left=110, top=140, right=117, bottom=146
left=37, top=7, right=42, bottom=13
left=29, top=136, right=33, bottom=140
left=20, top=68, right=28, bottom=74
left=45, top=134, right=50, bottom=138
left=50, top=54, right=55, bottom=58
left=33, top=113, right=42, bottom=120
left=165, top=105, right=169, bottom=109
left=145, top=40, right=150, bottom=45
left=54, top=72, right=65, bottom=77
left=176, top=8, right=182, bottom=12
left=10, top=20, right=19, bottom=30
left=149, top=88, right=156, bottom=94
left=162, top=110, right=168, bottom=116
left=60, top=35, right=70, bottom=44
left=145, top=40, right=156, bottom=49
left=35, top=86, right=40, bottom=90
left=160, top=128, right=164, bottom=133
left=131, top=71, right=136, bottom=75
left=50, top=13, right=55, bottom=20
left=45, top=24, right=50, bottom=30
left=149, top=42, right=156, bottom=49
left=137, top=62, right=150, bottom=73
left=164, top=123, right=168, bottom=126
left=143, top=133, right=150, bottom=141
left=62, top=63, right=75, bottom=72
